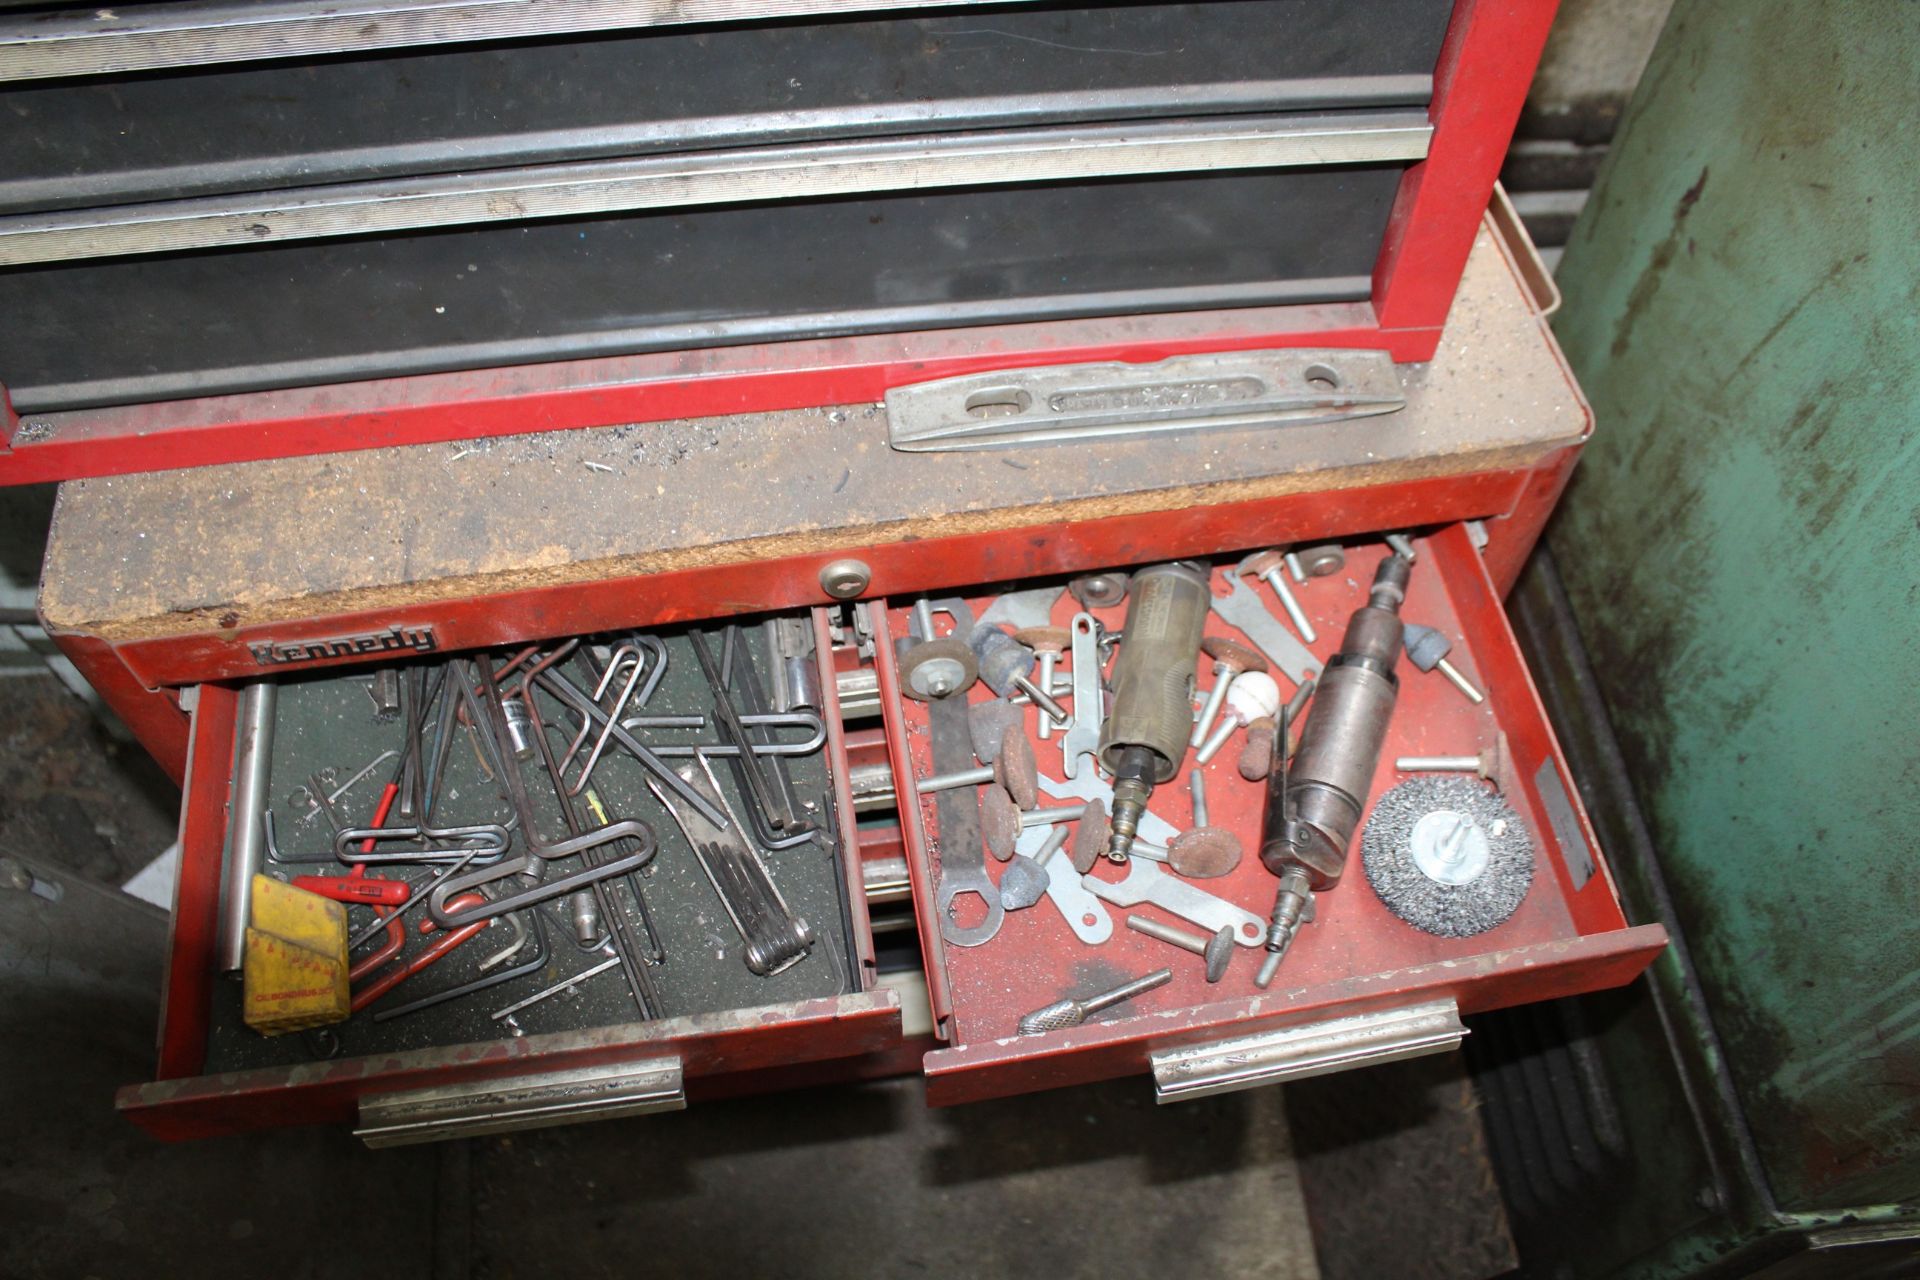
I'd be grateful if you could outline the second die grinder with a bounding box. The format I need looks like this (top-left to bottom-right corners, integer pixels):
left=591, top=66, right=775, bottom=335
left=1256, top=550, right=1411, bottom=985
left=1098, top=561, right=1212, bottom=861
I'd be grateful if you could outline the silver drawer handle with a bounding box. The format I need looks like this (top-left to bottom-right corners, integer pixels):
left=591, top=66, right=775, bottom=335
left=355, top=1056, right=684, bottom=1148
left=1149, top=999, right=1465, bottom=1104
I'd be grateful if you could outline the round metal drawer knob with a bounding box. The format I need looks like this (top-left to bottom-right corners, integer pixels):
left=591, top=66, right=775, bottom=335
left=818, top=558, right=872, bottom=600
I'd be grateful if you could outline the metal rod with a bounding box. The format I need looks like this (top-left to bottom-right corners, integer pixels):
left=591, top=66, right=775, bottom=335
left=1435, top=657, right=1486, bottom=704
left=216, top=680, right=276, bottom=973
left=1191, top=672, right=1235, bottom=748
left=1020, top=803, right=1090, bottom=828
left=490, top=954, right=621, bottom=1022
left=915, top=764, right=994, bottom=794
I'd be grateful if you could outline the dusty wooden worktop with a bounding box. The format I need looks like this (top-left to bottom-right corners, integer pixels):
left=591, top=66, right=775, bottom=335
left=42, top=224, right=1581, bottom=643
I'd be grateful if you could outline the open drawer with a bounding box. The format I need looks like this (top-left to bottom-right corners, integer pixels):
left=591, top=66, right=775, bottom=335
left=118, top=608, right=901, bottom=1141
left=875, top=523, right=1666, bottom=1106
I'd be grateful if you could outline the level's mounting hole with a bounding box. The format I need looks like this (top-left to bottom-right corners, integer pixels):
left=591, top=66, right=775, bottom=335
left=964, top=387, right=1033, bottom=419
left=1082, top=913, right=1098, bottom=927
left=1242, top=922, right=1262, bottom=937
left=1304, top=363, right=1342, bottom=392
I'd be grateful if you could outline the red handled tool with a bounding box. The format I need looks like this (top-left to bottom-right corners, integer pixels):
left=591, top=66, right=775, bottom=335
left=292, top=874, right=410, bottom=906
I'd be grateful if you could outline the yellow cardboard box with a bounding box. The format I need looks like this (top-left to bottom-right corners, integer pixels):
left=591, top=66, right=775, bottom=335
left=242, top=874, right=350, bottom=1035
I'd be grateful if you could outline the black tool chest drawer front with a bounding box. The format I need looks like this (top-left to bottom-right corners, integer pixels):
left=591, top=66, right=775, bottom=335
left=121, top=610, right=901, bottom=1141
left=2, top=170, right=1411, bottom=412
left=0, top=0, right=1455, bottom=411
left=0, top=2, right=1454, bottom=211
left=873, top=525, right=1666, bottom=1106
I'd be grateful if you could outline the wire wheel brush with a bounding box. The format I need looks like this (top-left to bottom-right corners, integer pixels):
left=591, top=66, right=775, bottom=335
left=1361, top=777, right=1535, bottom=938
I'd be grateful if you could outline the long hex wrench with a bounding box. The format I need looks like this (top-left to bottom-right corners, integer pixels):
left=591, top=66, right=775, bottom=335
left=814, top=788, right=861, bottom=992
left=523, top=688, right=662, bottom=1018
left=347, top=847, right=484, bottom=951
left=352, top=892, right=492, bottom=1014
left=491, top=950, right=622, bottom=1023
left=566, top=641, right=649, bottom=795
left=333, top=664, right=515, bottom=863
left=534, top=665, right=729, bottom=830
left=618, top=712, right=827, bottom=759
left=581, top=783, right=667, bottom=964
left=289, top=748, right=399, bottom=829
left=717, top=625, right=805, bottom=832
left=385, top=664, right=450, bottom=822
left=424, top=657, right=658, bottom=929
left=373, top=908, right=552, bottom=1023
left=362, top=680, right=563, bottom=1020
left=690, top=628, right=815, bottom=845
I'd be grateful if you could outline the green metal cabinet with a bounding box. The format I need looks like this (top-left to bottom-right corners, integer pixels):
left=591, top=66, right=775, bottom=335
left=1498, top=0, right=1920, bottom=1274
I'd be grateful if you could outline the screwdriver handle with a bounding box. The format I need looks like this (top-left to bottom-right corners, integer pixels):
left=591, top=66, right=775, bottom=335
left=291, top=874, right=411, bottom=906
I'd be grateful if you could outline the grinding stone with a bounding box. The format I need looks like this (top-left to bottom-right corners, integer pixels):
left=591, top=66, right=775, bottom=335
left=981, top=786, right=1021, bottom=862
left=1168, top=826, right=1242, bottom=878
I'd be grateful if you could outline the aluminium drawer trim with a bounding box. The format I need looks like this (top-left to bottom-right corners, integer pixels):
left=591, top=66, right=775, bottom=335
left=0, top=0, right=1050, bottom=82
left=0, top=111, right=1432, bottom=266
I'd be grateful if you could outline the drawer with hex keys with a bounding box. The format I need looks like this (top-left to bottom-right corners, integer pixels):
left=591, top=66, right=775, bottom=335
left=874, top=523, right=1666, bottom=1106
left=118, top=609, right=902, bottom=1141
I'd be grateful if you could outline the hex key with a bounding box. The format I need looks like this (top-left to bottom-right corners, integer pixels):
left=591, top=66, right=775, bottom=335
left=568, top=642, right=647, bottom=795
left=534, top=666, right=728, bottom=828
left=371, top=909, right=551, bottom=1023
left=525, top=700, right=662, bottom=1018
left=618, top=711, right=827, bottom=757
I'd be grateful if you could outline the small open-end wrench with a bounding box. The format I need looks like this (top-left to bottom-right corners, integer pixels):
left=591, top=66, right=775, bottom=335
left=1210, top=573, right=1321, bottom=685
left=1011, top=818, right=1112, bottom=944
left=1060, top=612, right=1104, bottom=779
left=1080, top=857, right=1267, bottom=948
left=927, top=686, right=1003, bottom=948
left=1035, top=769, right=1262, bottom=946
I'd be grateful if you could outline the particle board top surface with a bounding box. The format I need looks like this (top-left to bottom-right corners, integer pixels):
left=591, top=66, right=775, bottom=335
left=41, top=223, right=1582, bottom=641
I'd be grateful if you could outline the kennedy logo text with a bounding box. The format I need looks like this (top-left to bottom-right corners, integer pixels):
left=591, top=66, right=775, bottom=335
left=248, top=623, right=438, bottom=666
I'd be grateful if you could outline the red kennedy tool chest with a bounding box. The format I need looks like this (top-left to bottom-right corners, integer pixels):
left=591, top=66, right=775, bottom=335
left=36, top=216, right=1666, bottom=1138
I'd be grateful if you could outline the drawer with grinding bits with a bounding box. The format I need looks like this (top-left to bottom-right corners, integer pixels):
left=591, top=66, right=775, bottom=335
left=119, top=609, right=901, bottom=1142
left=874, top=523, right=1666, bottom=1106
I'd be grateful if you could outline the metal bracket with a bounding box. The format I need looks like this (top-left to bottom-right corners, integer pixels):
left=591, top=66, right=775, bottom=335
left=886, top=349, right=1405, bottom=452
left=355, top=1056, right=685, bottom=1147
left=1210, top=574, right=1321, bottom=684
left=1150, top=998, right=1465, bottom=1104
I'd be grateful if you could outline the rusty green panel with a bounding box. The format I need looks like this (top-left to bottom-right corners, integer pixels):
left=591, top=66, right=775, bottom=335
left=1548, top=0, right=1920, bottom=1215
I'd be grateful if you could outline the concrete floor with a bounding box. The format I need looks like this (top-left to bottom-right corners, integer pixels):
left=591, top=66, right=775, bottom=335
left=0, top=670, right=1320, bottom=1280
left=463, top=1076, right=1314, bottom=1279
